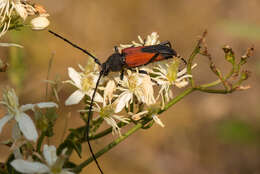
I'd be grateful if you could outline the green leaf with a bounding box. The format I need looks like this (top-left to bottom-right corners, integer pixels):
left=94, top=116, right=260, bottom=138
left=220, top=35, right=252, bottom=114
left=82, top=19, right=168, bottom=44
left=70, top=141, right=82, bottom=158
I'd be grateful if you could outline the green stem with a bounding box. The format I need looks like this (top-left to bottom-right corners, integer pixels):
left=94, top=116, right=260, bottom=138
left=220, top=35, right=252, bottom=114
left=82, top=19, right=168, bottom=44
left=194, top=88, right=232, bottom=94
left=187, top=46, right=200, bottom=87
left=89, top=122, right=128, bottom=141
left=200, top=58, right=236, bottom=89
left=199, top=79, right=221, bottom=88
left=73, top=123, right=143, bottom=173
left=159, top=88, right=194, bottom=113
left=72, top=87, right=195, bottom=173
left=36, top=132, right=45, bottom=153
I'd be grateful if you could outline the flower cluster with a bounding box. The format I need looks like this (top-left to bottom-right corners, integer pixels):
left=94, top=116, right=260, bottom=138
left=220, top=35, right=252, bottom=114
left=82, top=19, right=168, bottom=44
left=0, top=0, right=50, bottom=37
left=65, top=32, right=196, bottom=135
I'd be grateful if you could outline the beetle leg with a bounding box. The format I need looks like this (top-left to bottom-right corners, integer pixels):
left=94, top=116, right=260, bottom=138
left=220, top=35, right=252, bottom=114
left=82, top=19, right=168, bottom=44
left=142, top=38, right=146, bottom=46
left=177, top=55, right=187, bottom=65
left=128, top=68, right=159, bottom=86
left=114, top=46, right=119, bottom=53
left=120, top=69, right=124, bottom=80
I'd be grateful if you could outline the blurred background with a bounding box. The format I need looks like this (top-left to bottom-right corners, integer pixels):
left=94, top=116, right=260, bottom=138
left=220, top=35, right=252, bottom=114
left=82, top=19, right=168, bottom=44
left=1, top=0, right=260, bottom=173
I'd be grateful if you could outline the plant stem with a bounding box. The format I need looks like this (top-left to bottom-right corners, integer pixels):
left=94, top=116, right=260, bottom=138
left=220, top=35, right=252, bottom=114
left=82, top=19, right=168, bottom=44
left=73, top=123, right=143, bottom=173
left=72, top=87, right=195, bottom=173
left=187, top=46, right=200, bottom=87
left=89, top=122, right=128, bottom=141
left=36, top=132, right=45, bottom=153
left=194, top=88, right=232, bottom=94
left=159, top=88, right=194, bottom=113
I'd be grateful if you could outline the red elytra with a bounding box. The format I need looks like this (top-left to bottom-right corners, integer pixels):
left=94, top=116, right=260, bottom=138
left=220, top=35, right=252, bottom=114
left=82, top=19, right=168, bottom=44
left=122, top=43, right=176, bottom=68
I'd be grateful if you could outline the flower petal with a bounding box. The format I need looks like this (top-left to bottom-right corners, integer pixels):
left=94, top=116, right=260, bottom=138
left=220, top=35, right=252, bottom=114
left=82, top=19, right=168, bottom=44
left=0, top=42, right=23, bottom=48
left=61, top=169, right=75, bottom=174
left=35, top=102, right=58, bottom=109
left=114, top=92, right=132, bottom=113
left=65, top=90, right=84, bottom=106
left=87, top=90, right=103, bottom=103
left=0, top=114, right=12, bottom=133
left=68, top=67, right=82, bottom=88
left=152, top=115, right=165, bottom=128
left=20, top=104, right=34, bottom=112
left=103, top=80, right=116, bottom=104
left=43, top=144, right=57, bottom=166
left=12, top=123, right=21, bottom=140
left=14, top=3, right=28, bottom=20
left=16, top=113, right=38, bottom=142
left=31, top=16, right=50, bottom=30
left=13, top=148, right=23, bottom=159
left=11, top=159, right=49, bottom=173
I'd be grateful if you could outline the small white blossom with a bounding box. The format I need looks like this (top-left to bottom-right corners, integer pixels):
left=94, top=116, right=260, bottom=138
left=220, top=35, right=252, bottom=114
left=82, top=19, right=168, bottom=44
left=130, top=110, right=148, bottom=121
left=11, top=144, right=74, bottom=174
left=115, top=70, right=155, bottom=112
left=101, top=80, right=116, bottom=106
left=130, top=106, right=165, bottom=127
left=65, top=60, right=103, bottom=105
left=151, top=59, right=197, bottom=105
left=152, top=114, right=165, bottom=128
left=0, top=88, right=58, bottom=142
left=92, top=101, right=130, bottom=136
left=31, top=16, right=50, bottom=30
left=119, top=32, right=160, bottom=50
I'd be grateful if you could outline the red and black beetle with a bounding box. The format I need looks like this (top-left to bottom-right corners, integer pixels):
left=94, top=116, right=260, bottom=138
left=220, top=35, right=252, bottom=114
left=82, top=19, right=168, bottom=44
left=49, top=30, right=178, bottom=174
left=100, top=41, right=177, bottom=78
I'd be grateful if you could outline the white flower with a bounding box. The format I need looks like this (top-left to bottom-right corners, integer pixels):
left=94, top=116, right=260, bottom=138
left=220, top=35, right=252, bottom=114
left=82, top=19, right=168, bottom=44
left=0, top=0, right=29, bottom=37
left=119, top=32, right=160, bottom=50
left=11, top=144, right=74, bottom=174
left=65, top=61, right=103, bottom=105
left=0, top=0, right=49, bottom=37
left=0, top=88, right=58, bottom=142
left=130, top=105, right=165, bottom=128
left=152, top=114, right=165, bottom=128
left=115, top=70, right=155, bottom=112
left=92, top=101, right=130, bottom=136
left=31, top=16, right=50, bottom=30
left=151, top=59, right=197, bottom=105
left=100, top=79, right=116, bottom=106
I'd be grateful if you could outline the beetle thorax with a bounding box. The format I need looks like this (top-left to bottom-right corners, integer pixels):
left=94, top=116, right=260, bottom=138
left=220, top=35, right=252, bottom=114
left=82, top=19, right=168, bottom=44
left=102, top=53, right=125, bottom=76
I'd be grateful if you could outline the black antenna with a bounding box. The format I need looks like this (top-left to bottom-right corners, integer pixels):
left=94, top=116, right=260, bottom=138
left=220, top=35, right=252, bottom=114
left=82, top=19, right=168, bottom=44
left=85, top=71, right=104, bottom=174
left=48, top=30, right=102, bottom=66
left=49, top=30, right=104, bottom=173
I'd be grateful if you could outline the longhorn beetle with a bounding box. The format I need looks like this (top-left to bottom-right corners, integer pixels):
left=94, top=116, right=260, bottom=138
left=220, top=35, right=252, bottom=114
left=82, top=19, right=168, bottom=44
left=49, top=30, right=179, bottom=174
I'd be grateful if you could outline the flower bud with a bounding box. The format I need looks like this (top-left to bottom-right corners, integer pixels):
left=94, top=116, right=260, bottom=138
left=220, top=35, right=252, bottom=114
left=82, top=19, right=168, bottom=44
left=30, top=16, right=50, bottom=30
left=240, top=70, right=251, bottom=81
left=223, top=45, right=235, bottom=64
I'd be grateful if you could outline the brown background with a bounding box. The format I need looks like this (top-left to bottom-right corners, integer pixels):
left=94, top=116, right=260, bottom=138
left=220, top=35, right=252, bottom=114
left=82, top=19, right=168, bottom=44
left=1, top=0, right=260, bottom=173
